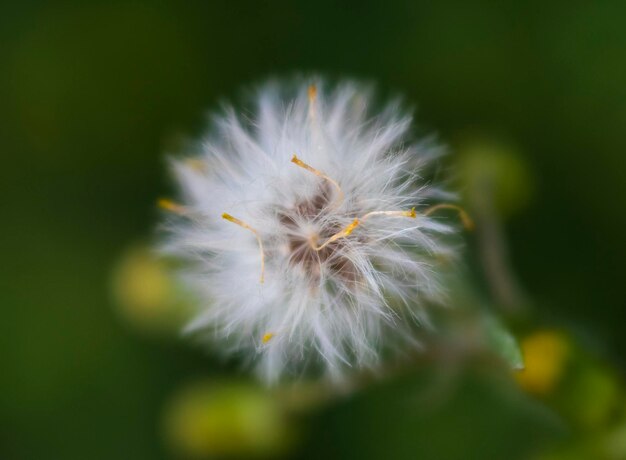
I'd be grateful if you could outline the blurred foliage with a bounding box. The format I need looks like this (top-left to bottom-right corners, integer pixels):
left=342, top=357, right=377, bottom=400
left=523, top=330, right=626, bottom=460
left=2, top=1, right=626, bottom=459
left=300, top=368, right=563, bottom=460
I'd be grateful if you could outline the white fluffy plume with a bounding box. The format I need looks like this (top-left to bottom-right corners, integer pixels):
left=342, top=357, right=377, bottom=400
left=159, top=78, right=463, bottom=383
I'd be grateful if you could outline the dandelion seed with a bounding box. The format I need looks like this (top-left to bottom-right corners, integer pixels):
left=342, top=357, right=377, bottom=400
left=158, top=78, right=466, bottom=383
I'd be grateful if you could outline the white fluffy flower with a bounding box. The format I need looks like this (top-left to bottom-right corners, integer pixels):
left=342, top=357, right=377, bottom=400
left=159, top=78, right=466, bottom=383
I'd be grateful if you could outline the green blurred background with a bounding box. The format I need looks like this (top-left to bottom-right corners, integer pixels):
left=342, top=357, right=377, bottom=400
left=2, top=1, right=626, bottom=459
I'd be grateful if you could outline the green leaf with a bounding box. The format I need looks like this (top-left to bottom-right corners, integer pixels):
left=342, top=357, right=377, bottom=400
left=484, top=314, right=524, bottom=370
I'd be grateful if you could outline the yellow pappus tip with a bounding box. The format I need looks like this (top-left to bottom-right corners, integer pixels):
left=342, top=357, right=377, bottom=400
left=291, top=154, right=300, bottom=164
left=343, top=218, right=360, bottom=236
left=308, top=84, right=317, bottom=102
left=158, top=198, right=185, bottom=215
left=423, top=204, right=474, bottom=231
left=360, top=208, right=417, bottom=221
left=313, top=218, right=360, bottom=251
left=460, top=211, right=475, bottom=231
left=262, top=332, right=275, bottom=344
left=221, top=212, right=265, bottom=284
left=221, top=213, right=249, bottom=229
left=185, top=158, right=206, bottom=172
left=290, top=154, right=345, bottom=207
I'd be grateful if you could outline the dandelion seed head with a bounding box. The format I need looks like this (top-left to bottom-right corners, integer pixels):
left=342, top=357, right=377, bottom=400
left=159, top=78, right=462, bottom=384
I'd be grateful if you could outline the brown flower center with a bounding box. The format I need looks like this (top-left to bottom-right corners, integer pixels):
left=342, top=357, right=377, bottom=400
left=277, top=186, right=359, bottom=286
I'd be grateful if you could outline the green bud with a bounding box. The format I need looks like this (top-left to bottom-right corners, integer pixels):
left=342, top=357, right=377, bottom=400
left=163, top=380, right=294, bottom=458
left=458, top=136, right=533, bottom=218
left=111, top=245, right=191, bottom=335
